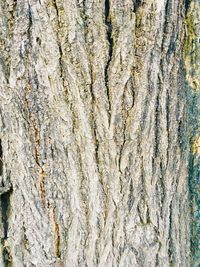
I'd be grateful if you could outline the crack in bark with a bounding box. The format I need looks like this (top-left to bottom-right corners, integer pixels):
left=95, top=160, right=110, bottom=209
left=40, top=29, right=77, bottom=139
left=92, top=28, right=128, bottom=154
left=89, top=68, right=101, bottom=175
left=166, top=88, right=170, bottom=165
left=93, top=127, right=100, bottom=174
left=159, top=162, right=166, bottom=217
left=27, top=2, right=32, bottom=45
left=1, top=185, right=13, bottom=267
left=0, top=140, right=13, bottom=266
left=118, top=78, right=135, bottom=175
left=133, top=0, right=142, bottom=13
left=0, top=140, right=3, bottom=176
left=185, top=0, right=191, bottom=12
left=29, top=116, right=47, bottom=207
left=168, top=200, right=173, bottom=265
left=53, top=0, right=59, bottom=17
left=137, top=158, right=149, bottom=224
left=160, top=0, right=172, bottom=56
left=104, top=0, right=113, bottom=120
left=127, top=179, right=134, bottom=212
left=53, top=0, right=65, bottom=90
left=154, top=93, right=160, bottom=158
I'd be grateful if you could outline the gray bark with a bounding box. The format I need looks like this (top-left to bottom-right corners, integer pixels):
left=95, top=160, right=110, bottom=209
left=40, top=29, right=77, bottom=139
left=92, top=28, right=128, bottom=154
left=185, top=1, right=200, bottom=266
left=0, top=0, right=197, bottom=266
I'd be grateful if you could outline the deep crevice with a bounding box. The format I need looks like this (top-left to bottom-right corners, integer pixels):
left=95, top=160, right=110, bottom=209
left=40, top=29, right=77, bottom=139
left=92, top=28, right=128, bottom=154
left=154, top=92, right=160, bottom=158
left=185, top=0, right=191, bottom=12
left=1, top=191, right=11, bottom=239
left=159, top=162, right=166, bottom=218
left=53, top=0, right=59, bottom=17
left=93, top=126, right=100, bottom=174
left=104, top=0, right=113, bottom=117
left=127, top=179, right=134, bottom=211
left=166, top=88, right=170, bottom=166
left=133, top=0, right=142, bottom=13
left=1, top=188, right=13, bottom=266
left=27, top=3, right=32, bottom=43
left=168, top=200, right=173, bottom=265
left=161, top=0, right=171, bottom=53
left=0, top=140, right=3, bottom=176
left=0, top=139, right=12, bottom=266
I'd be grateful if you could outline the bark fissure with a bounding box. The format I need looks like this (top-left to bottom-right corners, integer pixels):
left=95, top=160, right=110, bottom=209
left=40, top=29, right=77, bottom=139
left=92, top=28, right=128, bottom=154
left=127, top=179, right=134, bottom=212
left=168, top=200, right=173, bottom=265
left=89, top=69, right=100, bottom=175
left=161, top=0, right=171, bottom=52
left=0, top=140, right=3, bottom=176
left=133, top=0, right=141, bottom=13
left=1, top=188, right=12, bottom=267
left=154, top=93, right=160, bottom=158
left=104, top=0, right=113, bottom=117
left=166, top=88, right=170, bottom=165
left=159, top=162, right=166, bottom=216
left=53, top=0, right=65, bottom=87
left=27, top=2, right=33, bottom=43
left=185, top=0, right=191, bottom=12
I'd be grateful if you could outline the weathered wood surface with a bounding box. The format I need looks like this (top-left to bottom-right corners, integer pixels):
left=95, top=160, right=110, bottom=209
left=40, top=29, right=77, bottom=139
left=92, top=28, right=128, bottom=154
left=0, top=0, right=198, bottom=266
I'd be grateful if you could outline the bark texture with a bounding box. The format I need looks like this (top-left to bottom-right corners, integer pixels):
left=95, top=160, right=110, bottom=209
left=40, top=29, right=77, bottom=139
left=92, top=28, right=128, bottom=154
left=0, top=0, right=196, bottom=266
left=184, top=1, right=200, bottom=266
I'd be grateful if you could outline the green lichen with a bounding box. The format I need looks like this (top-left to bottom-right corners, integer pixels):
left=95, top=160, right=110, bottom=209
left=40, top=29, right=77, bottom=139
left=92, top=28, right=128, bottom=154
left=184, top=13, right=195, bottom=56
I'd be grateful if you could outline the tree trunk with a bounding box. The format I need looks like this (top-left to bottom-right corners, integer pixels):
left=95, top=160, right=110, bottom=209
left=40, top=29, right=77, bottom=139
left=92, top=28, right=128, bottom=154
left=0, top=0, right=198, bottom=266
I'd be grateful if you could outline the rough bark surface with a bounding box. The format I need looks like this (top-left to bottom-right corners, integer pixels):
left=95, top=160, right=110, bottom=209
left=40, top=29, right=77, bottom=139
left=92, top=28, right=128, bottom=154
left=0, top=0, right=196, bottom=266
left=184, top=1, right=200, bottom=266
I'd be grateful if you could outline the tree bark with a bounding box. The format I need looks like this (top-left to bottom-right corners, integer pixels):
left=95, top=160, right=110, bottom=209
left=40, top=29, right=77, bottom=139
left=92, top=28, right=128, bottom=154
left=184, top=1, right=200, bottom=266
left=0, top=0, right=197, bottom=266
